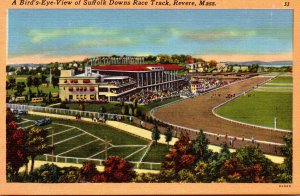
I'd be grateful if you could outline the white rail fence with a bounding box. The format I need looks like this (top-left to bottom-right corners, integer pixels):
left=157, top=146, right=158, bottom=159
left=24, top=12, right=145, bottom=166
left=43, top=154, right=161, bottom=170
left=7, top=103, right=133, bottom=121
left=150, top=75, right=288, bottom=146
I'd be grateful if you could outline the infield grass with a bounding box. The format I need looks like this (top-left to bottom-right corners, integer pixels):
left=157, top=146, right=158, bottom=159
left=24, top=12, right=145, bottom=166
left=216, top=76, right=292, bottom=130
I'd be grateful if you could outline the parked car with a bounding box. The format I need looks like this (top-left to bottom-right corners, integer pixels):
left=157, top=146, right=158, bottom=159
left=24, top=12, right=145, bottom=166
left=11, top=109, right=28, bottom=115
left=18, top=110, right=28, bottom=115
left=34, top=118, right=52, bottom=126
left=14, top=115, right=22, bottom=122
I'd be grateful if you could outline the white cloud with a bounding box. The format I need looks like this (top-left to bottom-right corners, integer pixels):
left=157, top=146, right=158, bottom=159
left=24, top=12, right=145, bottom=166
left=76, top=38, right=134, bottom=47
left=28, top=27, right=118, bottom=43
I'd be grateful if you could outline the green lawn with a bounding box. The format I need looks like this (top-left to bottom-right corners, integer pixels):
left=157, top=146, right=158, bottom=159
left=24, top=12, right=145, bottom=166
left=216, top=91, right=292, bottom=130
left=216, top=76, right=292, bottom=130
left=269, top=76, right=293, bottom=83
left=7, top=85, right=59, bottom=97
left=139, top=97, right=182, bottom=114
left=20, top=114, right=169, bottom=168
left=143, top=143, right=170, bottom=162
left=67, top=102, right=122, bottom=113
left=7, top=75, right=59, bottom=105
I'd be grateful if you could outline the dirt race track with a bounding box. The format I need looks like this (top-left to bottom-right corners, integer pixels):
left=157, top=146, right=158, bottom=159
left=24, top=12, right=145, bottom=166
left=153, top=76, right=288, bottom=144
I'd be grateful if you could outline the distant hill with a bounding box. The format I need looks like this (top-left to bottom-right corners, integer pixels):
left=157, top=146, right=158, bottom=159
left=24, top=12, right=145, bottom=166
left=226, top=61, right=292, bottom=66
left=7, top=63, right=46, bottom=67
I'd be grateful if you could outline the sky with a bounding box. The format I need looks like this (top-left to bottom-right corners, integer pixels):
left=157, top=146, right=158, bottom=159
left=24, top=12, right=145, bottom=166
left=8, top=9, right=293, bottom=64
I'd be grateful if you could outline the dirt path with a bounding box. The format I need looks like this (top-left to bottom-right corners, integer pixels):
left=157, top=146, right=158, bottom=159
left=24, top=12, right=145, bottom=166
left=153, top=76, right=288, bottom=144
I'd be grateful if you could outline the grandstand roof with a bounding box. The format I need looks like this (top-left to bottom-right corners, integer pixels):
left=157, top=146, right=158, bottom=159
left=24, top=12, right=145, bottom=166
left=92, top=64, right=183, bottom=72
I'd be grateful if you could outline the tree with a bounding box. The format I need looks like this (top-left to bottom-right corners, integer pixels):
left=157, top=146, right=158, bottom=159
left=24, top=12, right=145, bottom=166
left=220, top=156, right=245, bottom=183
left=41, top=74, right=47, bottom=83
left=235, top=145, right=275, bottom=181
left=31, top=163, right=61, bottom=183
left=133, top=98, right=138, bottom=108
left=132, top=173, right=159, bottom=183
left=15, top=82, right=26, bottom=96
left=26, top=127, right=51, bottom=173
left=103, top=156, right=136, bottom=182
left=281, top=133, right=292, bottom=182
left=194, top=161, right=210, bottom=182
left=121, top=105, right=129, bottom=115
left=162, top=132, right=196, bottom=173
left=249, top=64, right=259, bottom=73
left=47, top=92, right=52, bottom=103
left=186, top=55, right=195, bottom=64
left=27, top=76, right=33, bottom=89
left=193, top=130, right=212, bottom=161
left=99, top=105, right=106, bottom=113
left=177, top=169, right=197, bottom=182
left=227, top=65, right=234, bottom=72
left=165, top=127, right=173, bottom=148
left=8, top=77, right=16, bottom=91
left=128, top=105, right=134, bottom=116
left=220, top=142, right=231, bottom=155
left=6, top=109, right=28, bottom=181
left=52, top=76, right=59, bottom=88
left=79, top=102, right=85, bottom=111
left=79, top=161, right=99, bottom=182
left=58, top=166, right=80, bottom=183
left=208, top=60, right=217, bottom=68
left=151, top=124, right=160, bottom=145
left=133, top=108, right=142, bottom=117
left=33, top=77, right=41, bottom=92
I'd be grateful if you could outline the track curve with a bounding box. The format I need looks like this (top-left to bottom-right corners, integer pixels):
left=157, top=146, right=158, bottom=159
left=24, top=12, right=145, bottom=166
left=153, top=76, right=287, bottom=144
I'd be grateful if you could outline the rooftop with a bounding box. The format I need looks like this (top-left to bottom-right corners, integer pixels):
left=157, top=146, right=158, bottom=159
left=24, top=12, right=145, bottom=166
left=92, top=64, right=184, bottom=72
left=74, top=72, right=102, bottom=77
left=104, top=76, right=130, bottom=80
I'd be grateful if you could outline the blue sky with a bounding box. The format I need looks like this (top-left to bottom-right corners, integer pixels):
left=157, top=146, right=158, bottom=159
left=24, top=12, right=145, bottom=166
left=8, top=9, right=293, bottom=63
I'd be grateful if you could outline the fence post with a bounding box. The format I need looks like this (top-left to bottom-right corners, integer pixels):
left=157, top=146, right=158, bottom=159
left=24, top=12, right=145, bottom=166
left=65, top=157, right=67, bottom=163
left=150, top=163, right=152, bottom=170
left=76, top=158, right=78, bottom=164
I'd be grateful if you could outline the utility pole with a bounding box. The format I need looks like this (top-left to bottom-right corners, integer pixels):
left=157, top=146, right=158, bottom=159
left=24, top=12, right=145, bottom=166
left=49, top=65, right=52, bottom=86
left=105, top=137, right=108, bottom=160
left=100, top=136, right=111, bottom=160
left=52, top=128, right=54, bottom=162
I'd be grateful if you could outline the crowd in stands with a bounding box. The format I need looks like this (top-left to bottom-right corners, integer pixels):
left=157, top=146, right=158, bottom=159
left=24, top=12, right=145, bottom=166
left=179, top=86, right=194, bottom=97
left=127, top=89, right=180, bottom=105
left=106, top=78, right=136, bottom=87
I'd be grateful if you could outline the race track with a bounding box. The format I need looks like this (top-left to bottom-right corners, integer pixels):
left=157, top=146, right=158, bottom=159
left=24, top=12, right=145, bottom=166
left=153, top=76, right=287, bottom=144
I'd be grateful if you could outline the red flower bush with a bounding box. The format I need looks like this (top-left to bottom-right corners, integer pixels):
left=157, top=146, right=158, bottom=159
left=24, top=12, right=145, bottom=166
left=103, top=156, right=136, bottom=182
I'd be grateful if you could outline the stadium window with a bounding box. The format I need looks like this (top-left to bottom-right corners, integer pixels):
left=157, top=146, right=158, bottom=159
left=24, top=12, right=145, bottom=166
left=90, top=94, right=95, bottom=100
left=99, top=88, right=109, bottom=92
left=69, top=95, right=73, bottom=100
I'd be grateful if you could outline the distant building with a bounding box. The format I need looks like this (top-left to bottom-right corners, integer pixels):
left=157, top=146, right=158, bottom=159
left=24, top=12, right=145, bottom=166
left=190, top=77, right=220, bottom=94
left=7, top=71, right=15, bottom=76
left=187, top=62, right=206, bottom=73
